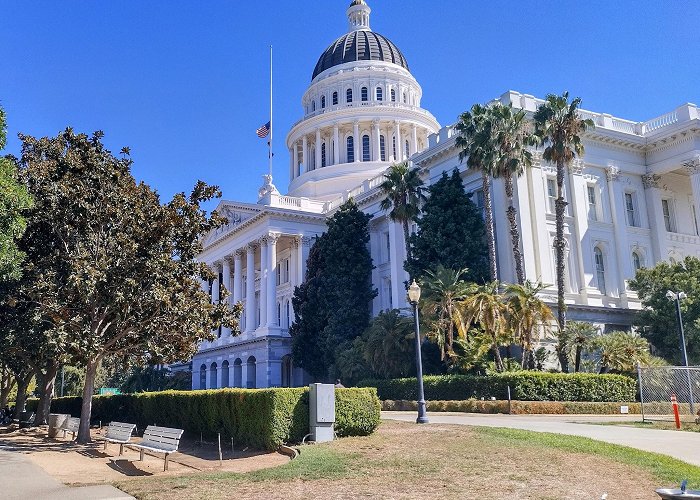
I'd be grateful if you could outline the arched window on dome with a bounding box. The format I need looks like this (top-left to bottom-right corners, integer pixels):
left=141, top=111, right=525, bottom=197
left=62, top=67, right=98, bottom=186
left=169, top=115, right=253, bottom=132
left=362, top=135, right=370, bottom=162
left=312, top=100, right=316, bottom=112
left=321, top=143, right=326, bottom=168
left=346, top=88, right=353, bottom=103
left=361, top=87, right=368, bottom=102
left=376, top=87, right=383, bottom=101
left=391, top=89, right=396, bottom=102
left=332, top=91, right=338, bottom=105
left=346, top=136, right=354, bottom=163
left=321, top=96, right=326, bottom=109
left=380, top=135, right=386, bottom=161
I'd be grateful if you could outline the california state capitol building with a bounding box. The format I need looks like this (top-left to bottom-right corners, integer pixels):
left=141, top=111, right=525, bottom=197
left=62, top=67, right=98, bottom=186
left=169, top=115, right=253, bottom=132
left=184, top=0, right=700, bottom=390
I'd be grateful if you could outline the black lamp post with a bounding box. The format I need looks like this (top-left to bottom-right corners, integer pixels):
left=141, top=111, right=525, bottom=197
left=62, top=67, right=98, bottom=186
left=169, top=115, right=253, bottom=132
left=408, top=280, right=429, bottom=424
left=666, top=290, right=695, bottom=414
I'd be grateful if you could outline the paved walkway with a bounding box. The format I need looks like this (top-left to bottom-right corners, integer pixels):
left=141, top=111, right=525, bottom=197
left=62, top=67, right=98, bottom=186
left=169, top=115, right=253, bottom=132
left=0, top=447, right=134, bottom=500
left=383, top=411, right=700, bottom=467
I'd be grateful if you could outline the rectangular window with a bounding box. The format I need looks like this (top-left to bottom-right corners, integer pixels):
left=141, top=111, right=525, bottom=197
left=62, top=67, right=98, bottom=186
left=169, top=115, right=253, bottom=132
left=285, top=259, right=290, bottom=283
left=662, top=199, right=676, bottom=232
left=625, top=192, right=638, bottom=227
left=547, top=178, right=556, bottom=214
left=587, top=185, right=597, bottom=221
left=594, top=248, right=606, bottom=295
left=276, top=264, right=281, bottom=285
left=385, top=232, right=391, bottom=263
left=473, top=189, right=485, bottom=220
left=242, top=276, right=246, bottom=298
left=693, top=205, right=699, bottom=236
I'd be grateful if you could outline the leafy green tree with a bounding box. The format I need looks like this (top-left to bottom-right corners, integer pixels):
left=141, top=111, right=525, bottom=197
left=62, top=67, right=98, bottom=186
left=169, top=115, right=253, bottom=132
left=504, top=281, right=554, bottom=369
left=15, top=129, right=238, bottom=443
left=119, top=366, right=191, bottom=393
left=0, top=106, right=32, bottom=283
left=290, top=200, right=376, bottom=380
left=361, top=309, right=415, bottom=379
left=629, top=257, right=700, bottom=364
left=534, top=92, right=594, bottom=363
left=455, top=104, right=498, bottom=281
left=406, top=170, right=488, bottom=283
left=335, top=337, right=372, bottom=386
left=379, top=161, right=425, bottom=264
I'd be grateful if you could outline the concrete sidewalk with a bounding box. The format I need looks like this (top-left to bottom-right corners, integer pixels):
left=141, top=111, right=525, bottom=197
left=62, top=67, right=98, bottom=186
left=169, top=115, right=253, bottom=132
left=383, top=411, right=700, bottom=467
left=0, top=448, right=134, bottom=500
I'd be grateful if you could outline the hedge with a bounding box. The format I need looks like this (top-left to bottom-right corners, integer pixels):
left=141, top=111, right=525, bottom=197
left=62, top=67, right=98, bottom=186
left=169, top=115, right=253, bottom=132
left=28, top=387, right=380, bottom=451
left=358, top=372, right=637, bottom=402
left=382, top=399, right=642, bottom=415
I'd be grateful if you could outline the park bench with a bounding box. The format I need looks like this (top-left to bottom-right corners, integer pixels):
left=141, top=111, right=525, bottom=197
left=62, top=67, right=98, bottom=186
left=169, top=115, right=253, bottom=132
left=102, top=421, right=136, bottom=456
left=131, top=425, right=184, bottom=471
left=61, top=417, right=81, bottom=440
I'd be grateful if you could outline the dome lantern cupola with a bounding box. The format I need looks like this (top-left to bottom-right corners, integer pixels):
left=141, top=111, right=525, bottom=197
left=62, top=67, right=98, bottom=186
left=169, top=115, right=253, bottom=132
left=347, top=0, right=371, bottom=32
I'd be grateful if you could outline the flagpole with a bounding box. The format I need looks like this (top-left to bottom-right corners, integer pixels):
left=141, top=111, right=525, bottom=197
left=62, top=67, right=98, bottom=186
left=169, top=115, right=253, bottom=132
left=269, top=45, right=273, bottom=178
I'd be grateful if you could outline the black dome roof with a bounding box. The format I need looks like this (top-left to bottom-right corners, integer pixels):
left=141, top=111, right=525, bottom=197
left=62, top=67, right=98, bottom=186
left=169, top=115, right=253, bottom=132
left=312, top=30, right=409, bottom=80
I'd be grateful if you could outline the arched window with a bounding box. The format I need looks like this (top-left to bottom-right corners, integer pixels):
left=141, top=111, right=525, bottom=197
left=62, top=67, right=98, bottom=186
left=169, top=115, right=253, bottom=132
left=347, top=136, right=354, bottom=163
left=362, top=135, right=370, bottom=162
left=594, top=247, right=606, bottom=295
left=332, top=91, right=338, bottom=105
left=321, top=143, right=326, bottom=167
left=312, top=100, right=316, bottom=112
left=405, top=140, right=410, bottom=159
left=376, top=87, right=383, bottom=101
left=277, top=302, right=282, bottom=327
left=246, top=356, right=256, bottom=389
left=346, top=88, right=353, bottom=103
left=199, top=364, right=206, bottom=390
left=391, top=88, right=396, bottom=102
left=321, top=96, right=326, bottom=109
left=233, top=358, right=242, bottom=388
left=221, top=360, right=229, bottom=388
left=380, top=135, right=386, bottom=161
left=632, top=251, right=642, bottom=272
left=210, top=362, right=218, bottom=389
left=361, top=87, right=368, bottom=101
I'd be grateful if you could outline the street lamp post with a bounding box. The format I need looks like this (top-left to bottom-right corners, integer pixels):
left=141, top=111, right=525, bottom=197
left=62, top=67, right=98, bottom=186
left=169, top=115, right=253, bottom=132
left=408, top=280, right=429, bottom=424
left=666, top=290, right=695, bottom=414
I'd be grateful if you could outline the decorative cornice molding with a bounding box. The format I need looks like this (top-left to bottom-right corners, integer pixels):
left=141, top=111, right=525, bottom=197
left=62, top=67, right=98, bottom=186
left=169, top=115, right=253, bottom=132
left=641, top=173, right=661, bottom=189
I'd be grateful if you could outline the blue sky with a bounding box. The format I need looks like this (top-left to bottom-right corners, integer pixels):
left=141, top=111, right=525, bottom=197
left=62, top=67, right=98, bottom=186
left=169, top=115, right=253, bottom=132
left=2, top=0, right=698, bottom=208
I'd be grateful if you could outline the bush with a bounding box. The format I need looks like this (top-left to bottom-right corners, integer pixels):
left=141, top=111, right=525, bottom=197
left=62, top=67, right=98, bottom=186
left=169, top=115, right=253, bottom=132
left=382, top=399, right=641, bottom=415
left=32, top=387, right=380, bottom=450
left=359, top=372, right=637, bottom=402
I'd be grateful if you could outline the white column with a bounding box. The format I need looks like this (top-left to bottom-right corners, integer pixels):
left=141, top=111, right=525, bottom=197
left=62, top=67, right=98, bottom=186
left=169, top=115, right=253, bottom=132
left=267, top=234, right=278, bottom=327
left=333, top=123, right=340, bottom=165
left=388, top=222, right=401, bottom=309
left=221, top=258, right=232, bottom=336
left=353, top=120, right=360, bottom=162
left=372, top=120, right=380, bottom=161
left=200, top=277, right=208, bottom=295
left=259, top=237, right=268, bottom=330
left=315, top=128, right=322, bottom=169
left=289, top=148, right=294, bottom=180
left=643, top=174, right=669, bottom=264
left=245, top=243, right=256, bottom=334
left=687, top=165, right=700, bottom=224
left=216, top=361, right=222, bottom=388
left=605, top=168, right=629, bottom=304
left=233, top=250, right=243, bottom=304
left=299, top=235, right=312, bottom=283
left=394, top=121, right=402, bottom=161
left=567, top=163, right=588, bottom=299
left=294, top=142, right=300, bottom=177
left=301, top=135, right=308, bottom=172
left=211, top=265, right=220, bottom=337
left=411, top=124, right=418, bottom=155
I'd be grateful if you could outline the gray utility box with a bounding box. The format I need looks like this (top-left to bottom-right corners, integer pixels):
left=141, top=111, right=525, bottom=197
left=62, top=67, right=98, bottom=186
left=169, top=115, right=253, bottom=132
left=309, top=383, right=335, bottom=442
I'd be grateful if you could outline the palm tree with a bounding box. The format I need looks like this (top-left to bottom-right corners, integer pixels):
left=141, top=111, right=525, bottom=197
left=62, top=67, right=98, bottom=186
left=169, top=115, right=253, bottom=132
left=361, top=309, right=415, bottom=379
left=567, top=321, right=598, bottom=373
left=456, top=281, right=507, bottom=372
left=593, top=331, right=651, bottom=373
left=420, top=266, right=473, bottom=361
left=504, top=281, right=555, bottom=369
left=379, top=161, right=425, bottom=264
left=533, top=92, right=594, bottom=362
left=455, top=104, right=498, bottom=282
left=490, top=104, right=536, bottom=285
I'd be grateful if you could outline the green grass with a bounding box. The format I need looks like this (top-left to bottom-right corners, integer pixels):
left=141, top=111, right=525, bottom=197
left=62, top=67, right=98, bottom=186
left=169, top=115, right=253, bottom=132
left=595, top=420, right=700, bottom=433
left=475, top=426, right=700, bottom=488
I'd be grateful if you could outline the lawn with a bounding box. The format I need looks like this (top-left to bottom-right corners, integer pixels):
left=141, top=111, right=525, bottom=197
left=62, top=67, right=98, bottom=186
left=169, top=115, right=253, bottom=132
left=596, top=419, right=700, bottom=433
left=117, top=420, right=699, bottom=499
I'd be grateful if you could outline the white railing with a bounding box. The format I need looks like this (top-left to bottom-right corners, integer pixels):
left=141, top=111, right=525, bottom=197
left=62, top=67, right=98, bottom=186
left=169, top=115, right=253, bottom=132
left=277, top=196, right=302, bottom=208
left=290, top=102, right=434, bottom=130
left=611, top=118, right=638, bottom=134
left=643, top=111, right=678, bottom=133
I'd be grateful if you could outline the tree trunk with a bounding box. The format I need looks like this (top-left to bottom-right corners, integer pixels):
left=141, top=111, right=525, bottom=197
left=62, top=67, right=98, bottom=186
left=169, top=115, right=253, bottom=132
left=492, top=343, right=504, bottom=372
left=482, top=172, right=498, bottom=282
left=402, top=219, right=412, bottom=272
left=575, top=345, right=582, bottom=373
left=0, top=366, right=15, bottom=409
left=555, top=160, right=568, bottom=372
left=77, top=358, right=99, bottom=444
left=13, top=371, right=34, bottom=420
left=504, top=172, right=525, bottom=285
left=34, top=361, right=59, bottom=426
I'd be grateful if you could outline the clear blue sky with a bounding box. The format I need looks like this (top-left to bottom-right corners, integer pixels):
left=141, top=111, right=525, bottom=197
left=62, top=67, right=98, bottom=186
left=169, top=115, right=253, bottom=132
left=2, top=0, right=698, bottom=208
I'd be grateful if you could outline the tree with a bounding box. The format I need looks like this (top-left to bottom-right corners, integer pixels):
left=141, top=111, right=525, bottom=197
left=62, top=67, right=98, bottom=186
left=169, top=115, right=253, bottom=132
left=455, top=104, right=498, bottom=281
left=16, top=129, right=238, bottom=443
left=0, top=106, right=32, bottom=283
left=593, top=331, right=651, bottom=373
left=379, top=161, right=425, bottom=266
left=504, top=281, right=554, bottom=369
left=629, top=257, right=700, bottom=364
left=420, top=266, right=472, bottom=362
left=405, top=170, right=488, bottom=283
left=567, top=321, right=598, bottom=373
left=361, top=309, right=415, bottom=379
left=290, top=200, right=376, bottom=380
left=533, top=92, right=594, bottom=363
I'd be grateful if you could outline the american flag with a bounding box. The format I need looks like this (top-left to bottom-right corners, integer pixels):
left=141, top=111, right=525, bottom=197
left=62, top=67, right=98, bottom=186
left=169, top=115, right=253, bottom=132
left=256, top=121, right=271, bottom=138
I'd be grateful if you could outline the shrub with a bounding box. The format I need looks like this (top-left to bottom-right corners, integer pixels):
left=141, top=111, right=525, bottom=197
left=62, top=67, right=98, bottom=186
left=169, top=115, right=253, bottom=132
left=382, top=399, right=641, bottom=415
left=36, top=387, right=380, bottom=450
left=359, top=372, right=636, bottom=402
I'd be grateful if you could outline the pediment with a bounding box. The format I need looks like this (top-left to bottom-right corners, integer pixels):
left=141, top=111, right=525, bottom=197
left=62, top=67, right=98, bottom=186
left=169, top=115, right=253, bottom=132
left=204, top=203, right=262, bottom=245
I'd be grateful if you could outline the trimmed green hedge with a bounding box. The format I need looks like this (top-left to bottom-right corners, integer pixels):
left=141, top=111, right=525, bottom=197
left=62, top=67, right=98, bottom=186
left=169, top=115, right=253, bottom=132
left=30, top=387, right=380, bottom=450
left=359, top=372, right=636, bottom=402
left=383, top=399, right=641, bottom=415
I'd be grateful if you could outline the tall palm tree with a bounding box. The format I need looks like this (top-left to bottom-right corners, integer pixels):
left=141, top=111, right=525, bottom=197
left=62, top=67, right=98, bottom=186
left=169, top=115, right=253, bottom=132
left=490, top=104, right=536, bottom=285
left=379, top=161, right=425, bottom=264
left=361, top=309, right=415, bottom=379
left=456, top=281, right=507, bottom=372
left=533, top=92, right=594, bottom=362
left=420, top=266, right=473, bottom=362
left=455, top=104, right=498, bottom=282
left=567, top=321, right=598, bottom=373
left=504, top=281, right=555, bottom=369
left=594, top=331, right=651, bottom=373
